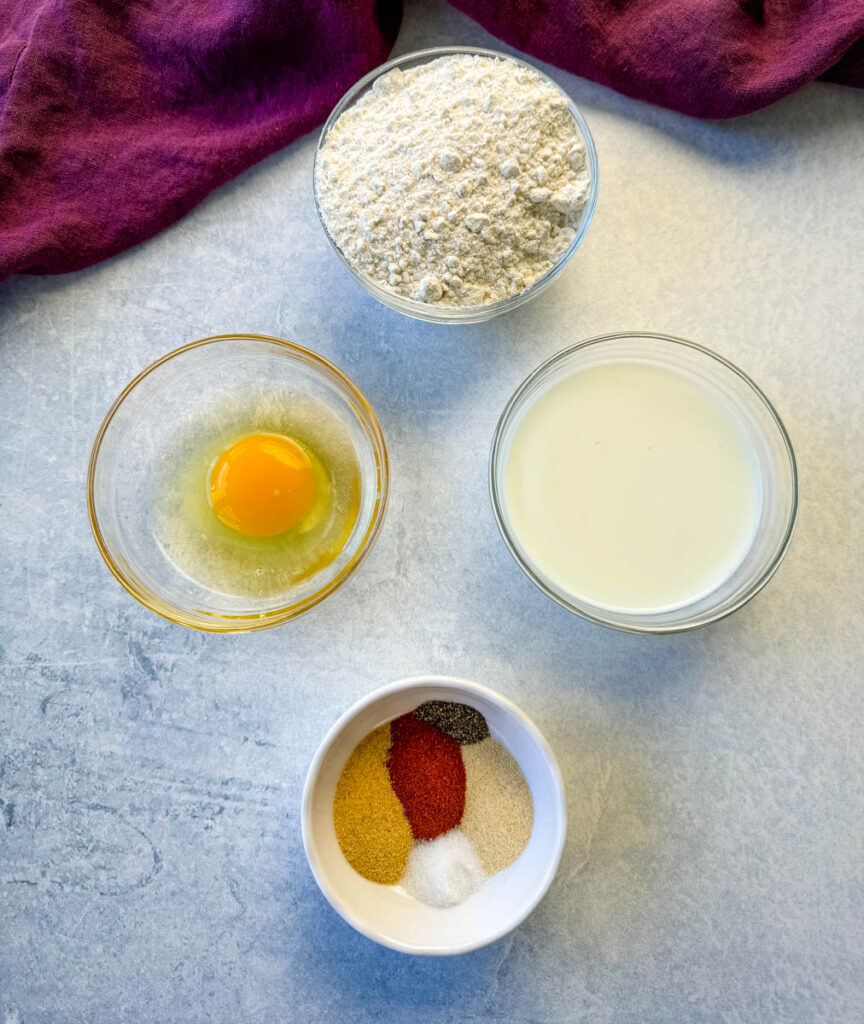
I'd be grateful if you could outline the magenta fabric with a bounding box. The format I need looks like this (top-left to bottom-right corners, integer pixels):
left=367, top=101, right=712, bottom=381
left=0, top=0, right=400, bottom=279
left=452, top=0, right=864, bottom=118
left=0, top=1, right=862, bottom=283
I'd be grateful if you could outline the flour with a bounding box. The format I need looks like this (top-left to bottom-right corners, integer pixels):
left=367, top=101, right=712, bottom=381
left=315, top=54, right=592, bottom=308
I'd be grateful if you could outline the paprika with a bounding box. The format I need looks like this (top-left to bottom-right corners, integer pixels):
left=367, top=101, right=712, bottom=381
left=386, top=713, right=466, bottom=841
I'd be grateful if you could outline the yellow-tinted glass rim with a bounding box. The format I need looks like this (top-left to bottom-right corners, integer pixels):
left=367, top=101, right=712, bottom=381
left=87, top=333, right=389, bottom=632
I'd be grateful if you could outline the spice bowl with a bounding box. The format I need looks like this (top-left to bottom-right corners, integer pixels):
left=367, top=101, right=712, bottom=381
left=302, top=675, right=566, bottom=955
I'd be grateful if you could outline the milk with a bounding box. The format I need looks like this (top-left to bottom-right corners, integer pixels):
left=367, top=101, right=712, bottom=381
left=503, top=361, right=762, bottom=613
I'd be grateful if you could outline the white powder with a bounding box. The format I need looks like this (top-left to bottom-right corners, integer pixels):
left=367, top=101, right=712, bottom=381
left=401, top=829, right=487, bottom=907
left=315, top=54, right=592, bottom=308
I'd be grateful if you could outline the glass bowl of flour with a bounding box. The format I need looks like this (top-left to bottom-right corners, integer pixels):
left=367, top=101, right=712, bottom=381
left=313, top=47, right=599, bottom=324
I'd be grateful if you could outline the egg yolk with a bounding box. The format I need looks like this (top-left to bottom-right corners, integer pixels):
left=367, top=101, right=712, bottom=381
left=209, top=433, right=316, bottom=537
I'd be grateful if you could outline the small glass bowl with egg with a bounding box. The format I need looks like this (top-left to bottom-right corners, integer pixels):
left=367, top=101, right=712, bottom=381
left=88, top=334, right=389, bottom=632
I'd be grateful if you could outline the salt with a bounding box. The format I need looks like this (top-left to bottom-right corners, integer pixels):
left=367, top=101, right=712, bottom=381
left=401, top=829, right=486, bottom=908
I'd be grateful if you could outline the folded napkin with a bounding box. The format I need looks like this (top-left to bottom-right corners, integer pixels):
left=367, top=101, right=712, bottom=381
left=0, top=0, right=861, bottom=282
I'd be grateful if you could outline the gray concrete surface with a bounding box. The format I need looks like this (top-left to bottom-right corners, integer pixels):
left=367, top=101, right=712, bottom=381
left=2, top=2, right=863, bottom=1021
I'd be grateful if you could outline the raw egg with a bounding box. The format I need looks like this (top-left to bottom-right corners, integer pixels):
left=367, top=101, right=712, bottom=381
left=156, top=394, right=361, bottom=601
left=209, top=433, right=316, bottom=537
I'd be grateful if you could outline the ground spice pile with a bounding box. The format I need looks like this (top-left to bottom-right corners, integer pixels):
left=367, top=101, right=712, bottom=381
left=414, top=700, right=490, bottom=745
left=332, top=700, right=534, bottom=907
left=332, top=723, right=412, bottom=884
left=461, top=738, right=534, bottom=874
left=387, top=712, right=465, bottom=840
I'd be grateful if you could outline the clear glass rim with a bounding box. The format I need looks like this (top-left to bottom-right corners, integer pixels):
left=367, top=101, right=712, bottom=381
left=489, top=331, right=799, bottom=635
left=313, top=45, right=599, bottom=325
left=87, top=333, right=390, bottom=633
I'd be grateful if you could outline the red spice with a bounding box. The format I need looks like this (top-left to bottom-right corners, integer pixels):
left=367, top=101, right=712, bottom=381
left=386, top=713, right=466, bottom=841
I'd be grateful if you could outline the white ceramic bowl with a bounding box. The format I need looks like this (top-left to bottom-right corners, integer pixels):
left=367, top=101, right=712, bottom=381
left=302, top=675, right=566, bottom=955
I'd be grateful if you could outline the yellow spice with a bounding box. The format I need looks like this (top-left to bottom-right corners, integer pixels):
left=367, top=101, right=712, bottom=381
left=333, top=723, right=413, bottom=884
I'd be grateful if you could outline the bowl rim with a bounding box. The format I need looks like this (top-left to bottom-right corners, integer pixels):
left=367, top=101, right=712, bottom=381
left=489, top=330, right=799, bottom=635
left=87, top=333, right=390, bottom=633
left=301, top=674, right=568, bottom=956
left=313, top=44, right=599, bottom=325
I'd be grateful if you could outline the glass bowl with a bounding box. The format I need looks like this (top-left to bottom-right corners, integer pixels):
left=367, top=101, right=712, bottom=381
left=313, top=45, right=599, bottom=325
left=88, top=334, right=389, bottom=632
left=489, top=332, right=798, bottom=634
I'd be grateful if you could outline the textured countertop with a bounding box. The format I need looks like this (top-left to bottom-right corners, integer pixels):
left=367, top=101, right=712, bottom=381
left=2, top=3, right=863, bottom=1021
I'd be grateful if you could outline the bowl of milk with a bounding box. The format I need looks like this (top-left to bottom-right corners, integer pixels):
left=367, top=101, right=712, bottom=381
left=490, top=332, right=798, bottom=633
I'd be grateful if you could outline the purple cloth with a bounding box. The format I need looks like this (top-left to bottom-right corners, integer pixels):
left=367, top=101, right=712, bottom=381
left=0, top=0, right=399, bottom=279
left=452, top=0, right=864, bottom=118
left=1, top=1, right=861, bottom=282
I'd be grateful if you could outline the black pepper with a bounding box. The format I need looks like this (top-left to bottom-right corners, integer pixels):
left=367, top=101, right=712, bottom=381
left=413, top=700, right=490, bottom=746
